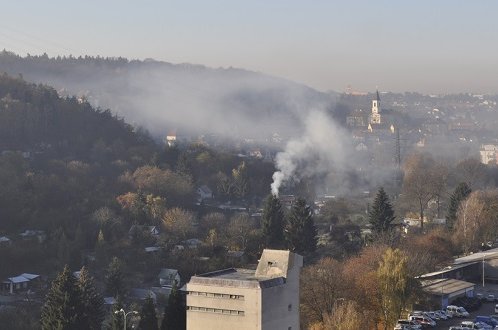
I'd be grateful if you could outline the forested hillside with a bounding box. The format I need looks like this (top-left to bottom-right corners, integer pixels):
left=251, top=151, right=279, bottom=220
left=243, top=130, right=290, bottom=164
left=0, top=74, right=275, bottom=283
left=0, top=51, right=337, bottom=139
left=0, top=74, right=156, bottom=233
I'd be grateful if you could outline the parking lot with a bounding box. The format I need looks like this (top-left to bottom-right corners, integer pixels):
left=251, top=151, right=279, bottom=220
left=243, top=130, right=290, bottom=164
left=433, top=300, right=495, bottom=329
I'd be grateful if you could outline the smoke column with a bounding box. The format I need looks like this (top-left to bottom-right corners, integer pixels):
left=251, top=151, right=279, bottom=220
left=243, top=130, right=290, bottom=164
left=271, top=110, right=351, bottom=196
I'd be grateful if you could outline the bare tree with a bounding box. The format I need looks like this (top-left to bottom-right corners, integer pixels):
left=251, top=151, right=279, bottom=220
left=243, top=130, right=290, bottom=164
left=402, top=152, right=447, bottom=229
left=453, top=190, right=498, bottom=253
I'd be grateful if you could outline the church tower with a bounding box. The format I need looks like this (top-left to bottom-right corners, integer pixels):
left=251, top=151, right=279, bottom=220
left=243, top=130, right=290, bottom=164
left=370, top=90, right=381, bottom=124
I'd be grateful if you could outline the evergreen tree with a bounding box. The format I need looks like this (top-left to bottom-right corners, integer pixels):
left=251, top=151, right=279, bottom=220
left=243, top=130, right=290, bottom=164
left=106, top=298, right=125, bottom=330
left=160, top=282, right=185, bottom=330
left=105, top=257, right=126, bottom=298
left=446, top=182, right=472, bottom=230
left=78, top=266, right=105, bottom=330
left=40, top=265, right=84, bottom=330
left=369, top=187, right=395, bottom=234
left=262, top=194, right=285, bottom=248
left=138, top=296, right=158, bottom=330
left=285, top=198, right=317, bottom=254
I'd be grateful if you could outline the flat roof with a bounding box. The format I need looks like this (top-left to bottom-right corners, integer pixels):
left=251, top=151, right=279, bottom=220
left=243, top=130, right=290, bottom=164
left=454, top=247, right=498, bottom=264
left=422, top=278, right=475, bottom=296
left=189, top=268, right=284, bottom=289
left=418, top=262, right=478, bottom=279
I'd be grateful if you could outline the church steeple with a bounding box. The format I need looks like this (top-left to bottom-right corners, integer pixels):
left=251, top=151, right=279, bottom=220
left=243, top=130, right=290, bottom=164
left=370, top=89, right=381, bottom=124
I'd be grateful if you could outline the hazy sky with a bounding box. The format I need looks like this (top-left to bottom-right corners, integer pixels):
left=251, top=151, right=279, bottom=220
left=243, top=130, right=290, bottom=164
left=2, top=1, right=498, bottom=94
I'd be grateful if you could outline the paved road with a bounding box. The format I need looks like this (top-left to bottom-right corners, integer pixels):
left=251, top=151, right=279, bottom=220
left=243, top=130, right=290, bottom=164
left=433, top=301, right=496, bottom=329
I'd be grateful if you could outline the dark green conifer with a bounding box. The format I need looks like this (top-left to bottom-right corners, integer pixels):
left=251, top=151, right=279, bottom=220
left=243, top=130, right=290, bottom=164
left=369, top=187, right=395, bottom=233
left=160, top=282, right=185, bottom=330
left=138, top=296, right=158, bottom=330
left=78, top=266, right=105, bottom=330
left=446, top=182, right=471, bottom=230
left=262, top=194, right=285, bottom=248
left=40, top=265, right=83, bottom=330
left=105, top=257, right=126, bottom=298
left=285, top=198, right=317, bottom=254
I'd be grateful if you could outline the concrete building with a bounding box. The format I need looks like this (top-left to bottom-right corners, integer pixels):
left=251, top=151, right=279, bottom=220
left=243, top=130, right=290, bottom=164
left=186, top=249, right=303, bottom=330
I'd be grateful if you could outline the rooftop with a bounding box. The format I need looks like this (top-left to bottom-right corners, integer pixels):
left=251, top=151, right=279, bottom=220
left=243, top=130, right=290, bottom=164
left=421, top=278, right=475, bottom=296
left=188, top=250, right=302, bottom=289
left=454, top=247, right=498, bottom=265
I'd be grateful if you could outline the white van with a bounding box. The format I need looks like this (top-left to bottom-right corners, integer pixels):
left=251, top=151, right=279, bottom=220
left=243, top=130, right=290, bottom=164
left=446, top=305, right=470, bottom=318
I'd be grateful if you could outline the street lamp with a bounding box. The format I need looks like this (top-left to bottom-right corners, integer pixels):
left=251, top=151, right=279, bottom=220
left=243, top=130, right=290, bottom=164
left=115, top=308, right=138, bottom=330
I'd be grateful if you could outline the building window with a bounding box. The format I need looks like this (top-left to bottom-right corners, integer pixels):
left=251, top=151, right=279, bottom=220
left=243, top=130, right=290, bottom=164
left=188, top=291, right=244, bottom=300
left=288, top=304, right=292, bottom=311
left=188, top=306, right=245, bottom=316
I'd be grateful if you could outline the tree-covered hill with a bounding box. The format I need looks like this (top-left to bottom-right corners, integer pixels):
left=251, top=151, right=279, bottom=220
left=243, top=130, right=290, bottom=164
left=0, top=51, right=337, bottom=140
left=0, top=73, right=158, bottom=234
left=0, top=73, right=153, bottom=157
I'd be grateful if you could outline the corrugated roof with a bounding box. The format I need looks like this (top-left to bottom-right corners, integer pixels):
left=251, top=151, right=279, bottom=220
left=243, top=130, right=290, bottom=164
left=418, top=262, right=478, bottom=278
left=422, top=278, right=475, bottom=296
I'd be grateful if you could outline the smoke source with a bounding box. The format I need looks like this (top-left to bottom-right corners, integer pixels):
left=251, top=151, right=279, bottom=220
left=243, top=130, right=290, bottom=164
left=271, top=110, right=351, bottom=196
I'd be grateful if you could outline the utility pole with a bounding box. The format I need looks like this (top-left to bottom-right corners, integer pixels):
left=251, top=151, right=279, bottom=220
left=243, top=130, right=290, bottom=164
left=483, top=255, right=485, bottom=287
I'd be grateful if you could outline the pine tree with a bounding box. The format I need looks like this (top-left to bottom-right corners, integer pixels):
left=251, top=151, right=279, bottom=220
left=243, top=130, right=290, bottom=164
left=160, top=282, right=185, bottom=330
left=138, top=296, right=158, bottom=330
left=105, top=257, right=126, bottom=298
left=107, top=298, right=125, bottom=330
left=369, top=187, right=395, bottom=234
left=78, top=266, right=105, bottom=330
left=285, top=198, right=317, bottom=254
left=40, top=265, right=84, bottom=330
left=446, top=182, right=471, bottom=230
left=262, top=194, right=285, bottom=248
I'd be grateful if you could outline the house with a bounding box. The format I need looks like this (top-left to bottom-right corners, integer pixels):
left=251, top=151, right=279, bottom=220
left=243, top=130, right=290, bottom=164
left=183, top=238, right=203, bottom=249
left=145, top=246, right=161, bottom=253
left=104, top=297, right=117, bottom=312
left=186, top=249, right=303, bottom=330
left=19, top=230, right=46, bottom=243
left=1, top=273, right=40, bottom=294
left=0, top=236, right=12, bottom=246
left=130, top=288, right=157, bottom=303
left=197, top=185, right=213, bottom=202
left=480, top=144, right=498, bottom=165
left=158, top=268, right=181, bottom=287
left=165, top=130, right=177, bottom=147
left=128, top=225, right=160, bottom=240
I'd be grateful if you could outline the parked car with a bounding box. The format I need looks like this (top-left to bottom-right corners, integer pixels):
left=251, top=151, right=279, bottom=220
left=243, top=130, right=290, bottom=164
left=461, top=321, right=493, bottom=329
left=495, top=304, right=498, bottom=314
left=433, top=310, right=448, bottom=320
left=427, top=311, right=440, bottom=321
left=410, top=311, right=436, bottom=321
left=394, top=324, right=410, bottom=330
left=409, top=315, right=436, bottom=328
left=447, top=305, right=470, bottom=318
left=487, top=295, right=496, bottom=302
left=440, top=309, right=453, bottom=319
left=395, top=319, right=422, bottom=330
left=474, top=316, right=498, bottom=327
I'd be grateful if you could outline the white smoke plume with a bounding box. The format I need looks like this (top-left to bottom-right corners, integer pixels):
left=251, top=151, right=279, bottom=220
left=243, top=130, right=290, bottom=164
left=271, top=110, right=352, bottom=196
